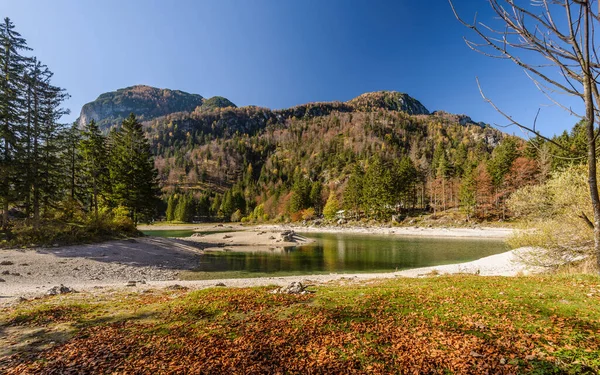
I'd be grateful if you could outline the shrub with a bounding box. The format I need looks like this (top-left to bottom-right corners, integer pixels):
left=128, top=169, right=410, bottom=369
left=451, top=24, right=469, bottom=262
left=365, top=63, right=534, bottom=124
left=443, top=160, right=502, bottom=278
left=230, top=209, right=243, bottom=222
left=301, top=207, right=315, bottom=220
left=507, top=164, right=595, bottom=269
left=323, top=192, right=340, bottom=220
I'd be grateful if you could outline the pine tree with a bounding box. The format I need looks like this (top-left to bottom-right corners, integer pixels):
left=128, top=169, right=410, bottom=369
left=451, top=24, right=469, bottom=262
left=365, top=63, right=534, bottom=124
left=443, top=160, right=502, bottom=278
left=309, top=181, right=323, bottom=214
left=166, top=195, right=177, bottom=221
left=0, top=17, right=30, bottom=227
left=20, top=58, right=68, bottom=227
left=362, top=156, right=393, bottom=219
left=344, top=165, right=364, bottom=218
left=79, top=120, right=107, bottom=217
left=109, top=113, right=160, bottom=223
left=63, top=123, right=83, bottom=203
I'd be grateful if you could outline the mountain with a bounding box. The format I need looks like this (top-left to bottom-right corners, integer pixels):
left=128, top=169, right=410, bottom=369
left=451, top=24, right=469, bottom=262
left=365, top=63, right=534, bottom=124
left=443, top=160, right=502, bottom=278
left=77, top=85, right=236, bottom=129
left=78, top=86, right=517, bottom=222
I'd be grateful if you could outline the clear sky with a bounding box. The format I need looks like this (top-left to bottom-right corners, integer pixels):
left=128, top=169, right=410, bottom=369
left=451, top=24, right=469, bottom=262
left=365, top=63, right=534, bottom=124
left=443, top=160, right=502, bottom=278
left=3, top=0, right=583, bottom=136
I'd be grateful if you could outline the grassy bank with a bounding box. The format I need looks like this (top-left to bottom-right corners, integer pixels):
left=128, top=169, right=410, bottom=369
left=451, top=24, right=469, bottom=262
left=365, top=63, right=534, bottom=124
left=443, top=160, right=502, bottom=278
left=1, top=275, right=599, bottom=374
left=0, top=218, right=140, bottom=249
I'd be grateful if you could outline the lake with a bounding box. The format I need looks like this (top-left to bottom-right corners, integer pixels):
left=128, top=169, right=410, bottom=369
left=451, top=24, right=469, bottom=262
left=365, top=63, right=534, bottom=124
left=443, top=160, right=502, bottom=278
left=142, top=230, right=508, bottom=278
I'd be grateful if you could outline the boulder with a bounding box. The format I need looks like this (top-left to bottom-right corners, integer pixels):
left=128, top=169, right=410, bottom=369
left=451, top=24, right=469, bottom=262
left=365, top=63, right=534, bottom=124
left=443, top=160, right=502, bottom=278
left=46, top=284, right=75, bottom=296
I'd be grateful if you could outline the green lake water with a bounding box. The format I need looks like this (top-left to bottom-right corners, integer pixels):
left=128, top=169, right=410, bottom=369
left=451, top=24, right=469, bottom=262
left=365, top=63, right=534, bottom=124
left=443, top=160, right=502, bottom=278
left=142, top=230, right=508, bottom=276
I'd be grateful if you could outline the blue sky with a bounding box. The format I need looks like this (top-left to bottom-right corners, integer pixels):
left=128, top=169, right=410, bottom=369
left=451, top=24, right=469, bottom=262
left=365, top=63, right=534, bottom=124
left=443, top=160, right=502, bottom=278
left=4, top=0, right=583, bottom=136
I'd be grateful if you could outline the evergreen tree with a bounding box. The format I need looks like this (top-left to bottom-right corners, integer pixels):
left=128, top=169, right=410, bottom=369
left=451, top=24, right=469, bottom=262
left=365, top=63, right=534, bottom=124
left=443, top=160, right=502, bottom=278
left=289, top=175, right=310, bottom=213
left=80, top=120, right=107, bottom=217
left=459, top=165, right=477, bottom=221
left=0, top=17, right=29, bottom=227
left=109, top=113, right=160, bottom=223
left=394, top=157, right=418, bottom=210
left=362, top=156, right=393, bottom=219
left=166, top=195, right=177, bottom=221
left=344, top=165, right=364, bottom=217
left=63, top=123, right=83, bottom=203
left=309, top=181, right=323, bottom=214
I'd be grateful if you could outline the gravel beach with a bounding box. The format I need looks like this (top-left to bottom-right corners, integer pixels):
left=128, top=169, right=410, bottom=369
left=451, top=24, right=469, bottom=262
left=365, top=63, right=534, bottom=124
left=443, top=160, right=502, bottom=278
left=0, top=225, right=532, bottom=307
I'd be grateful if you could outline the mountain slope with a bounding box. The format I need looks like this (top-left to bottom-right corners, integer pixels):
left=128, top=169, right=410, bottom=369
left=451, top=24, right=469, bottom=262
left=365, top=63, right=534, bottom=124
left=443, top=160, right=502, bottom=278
left=78, top=86, right=518, bottom=222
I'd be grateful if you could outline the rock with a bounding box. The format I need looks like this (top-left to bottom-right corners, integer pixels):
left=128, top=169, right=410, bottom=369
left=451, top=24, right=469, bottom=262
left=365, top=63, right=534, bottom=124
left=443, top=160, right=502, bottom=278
left=126, top=281, right=137, bottom=287
left=500, top=358, right=507, bottom=365
left=125, top=238, right=137, bottom=243
left=223, top=235, right=232, bottom=239
left=46, top=284, right=75, bottom=296
left=470, top=351, right=484, bottom=358
left=12, top=272, right=20, bottom=276
left=0, top=260, right=14, bottom=266
left=78, top=85, right=206, bottom=129
left=215, top=282, right=226, bottom=287
left=1, top=270, right=9, bottom=275
left=269, top=236, right=276, bottom=240
left=0, top=278, right=5, bottom=282
left=525, top=354, right=536, bottom=361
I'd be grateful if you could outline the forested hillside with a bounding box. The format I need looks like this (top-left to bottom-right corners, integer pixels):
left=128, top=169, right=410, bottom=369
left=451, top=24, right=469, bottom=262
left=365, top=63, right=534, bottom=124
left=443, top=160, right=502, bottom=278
left=132, top=89, right=553, bottom=223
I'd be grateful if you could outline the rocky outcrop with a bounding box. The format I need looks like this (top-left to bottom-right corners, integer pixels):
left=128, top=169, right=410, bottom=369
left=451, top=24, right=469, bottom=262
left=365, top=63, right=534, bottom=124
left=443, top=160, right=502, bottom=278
left=78, top=85, right=206, bottom=130
left=347, top=91, right=430, bottom=115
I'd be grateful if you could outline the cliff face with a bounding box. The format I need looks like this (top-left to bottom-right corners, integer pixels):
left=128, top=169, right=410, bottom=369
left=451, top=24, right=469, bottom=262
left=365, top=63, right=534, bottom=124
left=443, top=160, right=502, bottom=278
left=78, top=85, right=211, bottom=129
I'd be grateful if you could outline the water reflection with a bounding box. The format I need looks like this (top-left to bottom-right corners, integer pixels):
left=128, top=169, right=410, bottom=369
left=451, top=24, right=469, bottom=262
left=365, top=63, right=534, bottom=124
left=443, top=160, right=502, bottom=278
left=196, top=233, right=507, bottom=274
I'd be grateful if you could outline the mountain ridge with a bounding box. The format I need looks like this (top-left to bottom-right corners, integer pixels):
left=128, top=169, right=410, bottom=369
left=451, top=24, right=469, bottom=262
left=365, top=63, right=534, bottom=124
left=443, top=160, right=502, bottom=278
left=78, top=85, right=486, bottom=131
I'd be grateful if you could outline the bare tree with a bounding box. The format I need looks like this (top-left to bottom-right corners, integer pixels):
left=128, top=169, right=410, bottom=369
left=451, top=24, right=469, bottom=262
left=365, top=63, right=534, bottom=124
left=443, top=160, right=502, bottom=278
left=450, top=0, right=600, bottom=271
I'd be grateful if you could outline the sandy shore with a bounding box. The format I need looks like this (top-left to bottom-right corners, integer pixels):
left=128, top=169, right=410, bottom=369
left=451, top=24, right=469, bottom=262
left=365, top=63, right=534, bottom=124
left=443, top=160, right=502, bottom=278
left=181, top=226, right=313, bottom=251
left=260, top=224, right=514, bottom=239
left=0, top=225, right=525, bottom=307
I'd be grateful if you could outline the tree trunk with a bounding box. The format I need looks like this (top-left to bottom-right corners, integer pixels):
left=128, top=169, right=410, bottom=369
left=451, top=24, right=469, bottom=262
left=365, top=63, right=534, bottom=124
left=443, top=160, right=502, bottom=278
left=582, top=5, right=600, bottom=272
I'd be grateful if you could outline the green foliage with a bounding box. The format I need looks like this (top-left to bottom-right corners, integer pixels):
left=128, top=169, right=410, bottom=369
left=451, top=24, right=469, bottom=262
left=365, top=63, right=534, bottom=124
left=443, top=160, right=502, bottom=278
left=507, top=164, right=595, bottom=267
left=323, top=192, right=340, bottom=220
left=459, top=166, right=477, bottom=219
left=487, top=137, right=519, bottom=187
left=362, top=156, right=394, bottom=218
left=109, top=114, right=161, bottom=223
left=198, top=96, right=237, bottom=112
left=79, top=120, right=108, bottom=216
left=344, top=165, right=364, bottom=216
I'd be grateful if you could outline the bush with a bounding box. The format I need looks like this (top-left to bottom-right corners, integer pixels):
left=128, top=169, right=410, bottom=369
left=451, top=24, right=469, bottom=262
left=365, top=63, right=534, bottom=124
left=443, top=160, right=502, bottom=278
left=301, top=207, right=315, bottom=220
left=230, top=209, right=243, bottom=222
left=0, top=208, right=140, bottom=249
left=323, top=192, right=340, bottom=220
left=507, top=164, right=595, bottom=269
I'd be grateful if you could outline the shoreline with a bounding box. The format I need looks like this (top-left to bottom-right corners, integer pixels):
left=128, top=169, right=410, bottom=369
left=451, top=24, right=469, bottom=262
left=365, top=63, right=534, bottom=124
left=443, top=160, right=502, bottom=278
left=138, top=223, right=514, bottom=239
left=1, top=225, right=524, bottom=307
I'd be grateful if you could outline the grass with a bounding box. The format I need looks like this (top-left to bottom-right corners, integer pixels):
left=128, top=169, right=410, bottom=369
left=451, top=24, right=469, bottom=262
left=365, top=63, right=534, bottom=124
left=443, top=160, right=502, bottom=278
left=1, top=275, right=599, bottom=374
